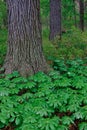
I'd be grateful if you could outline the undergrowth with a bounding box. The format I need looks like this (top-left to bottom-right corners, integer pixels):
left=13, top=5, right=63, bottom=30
left=1, top=27, right=87, bottom=66
left=43, top=27, right=87, bottom=60
left=0, top=59, right=87, bottom=130
left=0, top=29, right=7, bottom=65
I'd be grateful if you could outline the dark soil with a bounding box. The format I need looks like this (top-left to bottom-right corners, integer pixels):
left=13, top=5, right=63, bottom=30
left=1, top=121, right=79, bottom=130
left=2, top=125, right=14, bottom=130
left=55, top=111, right=80, bottom=130
left=69, top=120, right=80, bottom=130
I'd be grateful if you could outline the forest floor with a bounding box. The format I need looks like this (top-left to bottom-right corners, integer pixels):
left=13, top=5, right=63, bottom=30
left=0, top=28, right=87, bottom=130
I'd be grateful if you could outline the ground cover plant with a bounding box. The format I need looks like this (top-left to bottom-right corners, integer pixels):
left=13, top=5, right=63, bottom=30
left=1, top=0, right=87, bottom=130
left=0, top=59, right=87, bottom=130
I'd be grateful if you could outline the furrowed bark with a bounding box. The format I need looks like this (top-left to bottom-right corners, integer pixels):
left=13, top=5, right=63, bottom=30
left=4, top=0, right=49, bottom=76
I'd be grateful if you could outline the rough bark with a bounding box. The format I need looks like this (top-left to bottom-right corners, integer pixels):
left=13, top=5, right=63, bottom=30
left=4, top=0, right=49, bottom=76
left=79, top=0, right=84, bottom=31
left=50, top=0, right=61, bottom=40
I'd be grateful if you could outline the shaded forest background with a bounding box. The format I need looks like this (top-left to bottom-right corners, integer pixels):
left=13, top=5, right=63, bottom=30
left=1, top=1, right=87, bottom=130
left=0, top=0, right=87, bottom=67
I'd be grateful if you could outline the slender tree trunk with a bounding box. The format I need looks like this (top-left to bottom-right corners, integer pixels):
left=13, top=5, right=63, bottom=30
left=73, top=0, right=77, bottom=27
left=79, top=0, right=84, bottom=31
left=49, top=0, right=61, bottom=40
left=4, top=0, right=49, bottom=76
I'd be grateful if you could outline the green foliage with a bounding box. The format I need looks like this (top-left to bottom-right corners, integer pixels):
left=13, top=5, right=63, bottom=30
left=0, top=1, right=87, bottom=129
left=79, top=122, right=87, bottom=130
left=0, top=1, right=7, bottom=65
left=42, top=28, right=87, bottom=61
left=0, top=59, right=87, bottom=129
left=0, top=1, right=87, bottom=66
left=0, top=0, right=7, bottom=29
left=0, top=29, right=7, bottom=65
left=40, top=0, right=87, bottom=60
left=40, top=0, right=49, bottom=17
left=38, top=116, right=60, bottom=130
left=62, top=0, right=79, bottom=28
left=62, top=116, right=74, bottom=125
left=53, top=28, right=87, bottom=59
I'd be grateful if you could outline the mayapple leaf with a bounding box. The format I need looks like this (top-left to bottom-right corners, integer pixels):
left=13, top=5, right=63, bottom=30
left=79, top=122, right=87, bottom=130
left=15, top=116, right=22, bottom=126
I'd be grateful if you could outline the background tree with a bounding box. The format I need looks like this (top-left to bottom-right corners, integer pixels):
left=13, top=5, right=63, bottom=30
left=73, top=0, right=77, bottom=27
left=4, top=0, right=49, bottom=76
left=49, top=0, right=61, bottom=40
left=79, top=0, right=84, bottom=31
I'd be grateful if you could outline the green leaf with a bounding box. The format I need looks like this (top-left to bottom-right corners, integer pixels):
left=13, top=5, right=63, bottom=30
left=57, top=125, right=68, bottom=130
left=25, top=82, right=36, bottom=89
left=15, top=116, right=21, bottom=125
left=62, top=116, right=74, bottom=125
left=79, top=122, right=87, bottom=130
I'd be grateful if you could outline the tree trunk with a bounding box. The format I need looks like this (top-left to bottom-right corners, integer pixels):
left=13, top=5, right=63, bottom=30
left=4, top=0, right=49, bottom=76
left=79, top=0, right=84, bottom=31
left=49, top=0, right=61, bottom=40
left=73, top=0, right=77, bottom=27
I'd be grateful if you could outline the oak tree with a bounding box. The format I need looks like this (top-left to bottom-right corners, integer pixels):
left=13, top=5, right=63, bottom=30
left=4, top=0, right=49, bottom=76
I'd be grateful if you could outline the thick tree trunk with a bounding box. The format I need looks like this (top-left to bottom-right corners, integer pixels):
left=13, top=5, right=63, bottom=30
left=79, top=0, right=84, bottom=31
left=4, top=0, right=49, bottom=76
left=50, top=0, right=61, bottom=40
